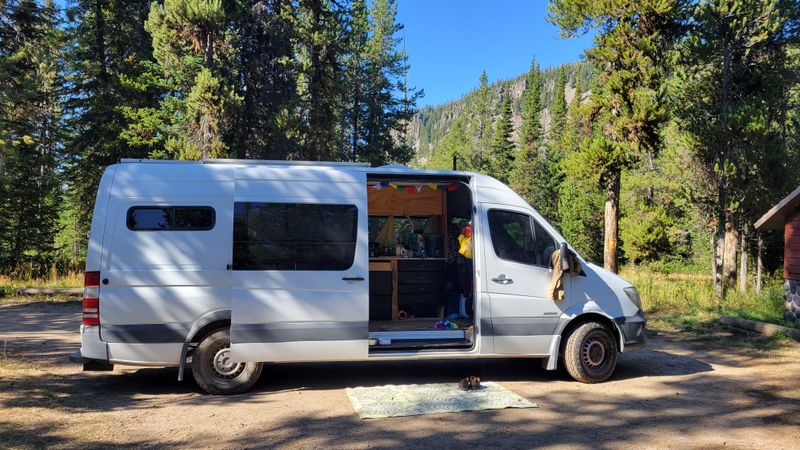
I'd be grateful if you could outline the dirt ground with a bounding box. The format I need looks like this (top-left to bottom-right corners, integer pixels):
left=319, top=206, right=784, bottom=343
left=1, top=302, right=798, bottom=449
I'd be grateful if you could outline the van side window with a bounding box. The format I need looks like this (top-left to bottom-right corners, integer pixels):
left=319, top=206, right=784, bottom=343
left=127, top=206, right=215, bottom=231
left=233, top=202, right=358, bottom=271
left=488, top=210, right=555, bottom=268
left=532, top=220, right=557, bottom=267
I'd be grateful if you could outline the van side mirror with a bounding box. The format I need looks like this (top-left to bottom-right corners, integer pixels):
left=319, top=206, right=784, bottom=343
left=559, top=242, right=570, bottom=271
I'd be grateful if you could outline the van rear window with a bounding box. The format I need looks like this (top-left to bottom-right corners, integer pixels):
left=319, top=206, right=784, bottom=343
left=233, top=202, right=358, bottom=271
left=127, top=206, right=215, bottom=231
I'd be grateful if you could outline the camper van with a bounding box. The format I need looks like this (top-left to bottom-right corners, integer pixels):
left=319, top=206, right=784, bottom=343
left=70, top=159, right=645, bottom=395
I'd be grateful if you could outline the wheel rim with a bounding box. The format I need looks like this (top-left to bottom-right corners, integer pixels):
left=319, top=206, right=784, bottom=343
left=211, top=347, right=245, bottom=378
left=582, top=336, right=607, bottom=369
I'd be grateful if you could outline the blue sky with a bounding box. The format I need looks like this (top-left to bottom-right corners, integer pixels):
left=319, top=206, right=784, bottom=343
left=396, top=1, right=595, bottom=107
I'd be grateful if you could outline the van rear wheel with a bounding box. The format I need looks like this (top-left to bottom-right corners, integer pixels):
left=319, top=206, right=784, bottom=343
left=192, top=328, right=262, bottom=395
left=563, top=321, right=618, bottom=383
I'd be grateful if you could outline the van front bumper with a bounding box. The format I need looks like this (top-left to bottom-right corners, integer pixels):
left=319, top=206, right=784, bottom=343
left=615, top=311, right=646, bottom=351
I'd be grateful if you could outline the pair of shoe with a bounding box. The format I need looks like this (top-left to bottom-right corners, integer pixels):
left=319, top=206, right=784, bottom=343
left=458, top=376, right=481, bottom=391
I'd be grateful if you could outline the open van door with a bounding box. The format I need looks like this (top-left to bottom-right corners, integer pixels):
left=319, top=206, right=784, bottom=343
left=230, top=166, right=369, bottom=362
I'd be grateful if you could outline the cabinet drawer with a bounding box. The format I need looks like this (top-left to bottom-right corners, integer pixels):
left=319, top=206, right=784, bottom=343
left=397, top=260, right=444, bottom=272
left=398, top=293, right=443, bottom=307
left=398, top=282, right=442, bottom=295
left=398, top=270, right=444, bottom=285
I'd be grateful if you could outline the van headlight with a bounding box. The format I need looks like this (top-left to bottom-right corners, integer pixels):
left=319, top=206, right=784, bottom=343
left=623, top=287, right=642, bottom=311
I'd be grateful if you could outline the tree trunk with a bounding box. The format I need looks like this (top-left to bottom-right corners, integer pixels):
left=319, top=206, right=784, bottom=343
left=714, top=207, right=726, bottom=304
left=738, top=227, right=747, bottom=293
left=714, top=41, right=732, bottom=304
left=710, top=227, right=716, bottom=280
left=756, top=234, right=763, bottom=295
left=723, top=216, right=737, bottom=288
left=603, top=170, right=620, bottom=273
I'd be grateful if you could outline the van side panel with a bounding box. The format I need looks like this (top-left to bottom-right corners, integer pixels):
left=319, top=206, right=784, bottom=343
left=98, top=165, right=235, bottom=364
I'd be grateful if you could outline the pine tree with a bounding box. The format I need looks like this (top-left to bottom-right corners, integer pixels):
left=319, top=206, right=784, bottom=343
left=549, top=0, right=684, bottom=273
left=63, top=0, right=156, bottom=266
left=343, top=0, right=369, bottom=161
left=468, top=70, right=493, bottom=171
left=0, top=0, right=63, bottom=274
left=237, top=0, right=299, bottom=159
left=548, top=66, right=567, bottom=147
left=511, top=59, right=544, bottom=206
left=518, top=59, right=543, bottom=153
left=295, top=0, right=348, bottom=160
left=491, top=88, right=515, bottom=183
left=141, top=0, right=241, bottom=160
left=359, top=0, right=422, bottom=165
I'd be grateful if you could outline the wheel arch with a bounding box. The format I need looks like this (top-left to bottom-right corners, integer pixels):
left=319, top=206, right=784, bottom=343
left=186, top=309, right=231, bottom=344
left=557, top=312, right=624, bottom=353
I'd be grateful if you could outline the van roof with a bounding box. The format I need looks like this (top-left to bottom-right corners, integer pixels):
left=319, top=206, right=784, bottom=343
left=118, top=158, right=473, bottom=177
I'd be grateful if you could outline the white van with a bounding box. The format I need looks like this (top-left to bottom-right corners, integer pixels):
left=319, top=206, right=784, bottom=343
left=70, top=159, right=645, bottom=394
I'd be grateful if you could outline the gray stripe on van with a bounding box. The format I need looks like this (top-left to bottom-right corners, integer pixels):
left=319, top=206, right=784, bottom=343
left=481, top=318, right=557, bottom=336
left=230, top=321, right=368, bottom=343
left=101, top=323, right=191, bottom=343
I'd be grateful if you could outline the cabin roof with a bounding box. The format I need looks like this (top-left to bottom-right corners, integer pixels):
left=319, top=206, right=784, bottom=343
left=754, top=185, right=800, bottom=231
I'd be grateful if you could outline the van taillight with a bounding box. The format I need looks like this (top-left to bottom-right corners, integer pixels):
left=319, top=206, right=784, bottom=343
left=83, top=271, right=100, bottom=326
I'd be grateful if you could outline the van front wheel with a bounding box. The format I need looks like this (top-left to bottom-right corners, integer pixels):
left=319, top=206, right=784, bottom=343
left=563, top=321, right=618, bottom=383
left=192, top=328, right=263, bottom=395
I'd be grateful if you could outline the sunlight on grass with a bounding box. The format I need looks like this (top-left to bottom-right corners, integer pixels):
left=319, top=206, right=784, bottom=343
left=0, top=271, right=83, bottom=292
left=620, top=266, right=795, bottom=332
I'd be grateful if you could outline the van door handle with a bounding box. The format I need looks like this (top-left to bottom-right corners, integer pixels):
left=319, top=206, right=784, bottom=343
left=492, top=274, right=513, bottom=284
left=342, top=276, right=365, bottom=281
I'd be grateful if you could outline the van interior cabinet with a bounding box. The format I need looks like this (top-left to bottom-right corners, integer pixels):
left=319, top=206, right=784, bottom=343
left=397, top=259, right=445, bottom=318
left=368, top=262, right=393, bottom=321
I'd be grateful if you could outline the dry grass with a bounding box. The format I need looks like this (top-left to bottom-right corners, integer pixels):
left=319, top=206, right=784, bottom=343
left=620, top=266, right=794, bottom=334
left=0, top=271, right=83, bottom=291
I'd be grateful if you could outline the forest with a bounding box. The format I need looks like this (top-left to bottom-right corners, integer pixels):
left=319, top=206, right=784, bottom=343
left=1, top=0, right=799, bottom=313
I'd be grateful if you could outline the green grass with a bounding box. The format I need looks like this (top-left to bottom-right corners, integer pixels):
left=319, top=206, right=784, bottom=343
left=620, top=266, right=798, bottom=333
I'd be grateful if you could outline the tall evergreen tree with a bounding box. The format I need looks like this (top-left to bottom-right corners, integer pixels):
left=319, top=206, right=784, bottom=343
left=491, top=88, right=515, bottom=183
left=142, top=0, right=241, bottom=160
left=549, top=0, right=685, bottom=273
left=548, top=66, right=567, bottom=145
left=512, top=59, right=544, bottom=206
left=343, top=0, right=369, bottom=161
left=63, top=0, right=156, bottom=265
left=0, top=0, right=63, bottom=274
left=467, top=70, right=493, bottom=171
left=359, top=0, right=421, bottom=165
left=236, top=0, right=299, bottom=159
left=295, top=0, right=348, bottom=160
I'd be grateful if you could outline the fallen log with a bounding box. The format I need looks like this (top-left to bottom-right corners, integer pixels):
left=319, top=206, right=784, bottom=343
left=720, top=316, right=800, bottom=341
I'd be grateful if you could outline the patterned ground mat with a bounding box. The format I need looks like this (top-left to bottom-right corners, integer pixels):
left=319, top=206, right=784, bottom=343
left=345, top=382, right=537, bottom=419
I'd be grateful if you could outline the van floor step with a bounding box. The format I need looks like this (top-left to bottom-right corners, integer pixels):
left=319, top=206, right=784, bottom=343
left=369, top=339, right=473, bottom=351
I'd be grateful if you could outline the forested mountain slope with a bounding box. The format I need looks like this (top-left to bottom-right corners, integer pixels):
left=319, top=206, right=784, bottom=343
left=405, top=61, right=592, bottom=167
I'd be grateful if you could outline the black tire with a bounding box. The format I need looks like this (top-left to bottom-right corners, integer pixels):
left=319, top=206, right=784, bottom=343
left=562, top=321, right=618, bottom=383
left=192, top=328, right=263, bottom=395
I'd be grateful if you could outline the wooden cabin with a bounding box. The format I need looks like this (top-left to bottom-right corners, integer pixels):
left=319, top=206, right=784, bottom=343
left=754, top=186, right=800, bottom=323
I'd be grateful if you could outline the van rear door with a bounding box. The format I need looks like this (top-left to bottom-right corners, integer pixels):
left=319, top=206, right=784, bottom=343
left=230, top=166, right=369, bottom=362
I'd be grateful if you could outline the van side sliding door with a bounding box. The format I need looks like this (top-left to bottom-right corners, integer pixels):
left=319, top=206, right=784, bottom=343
left=230, top=167, right=369, bottom=363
